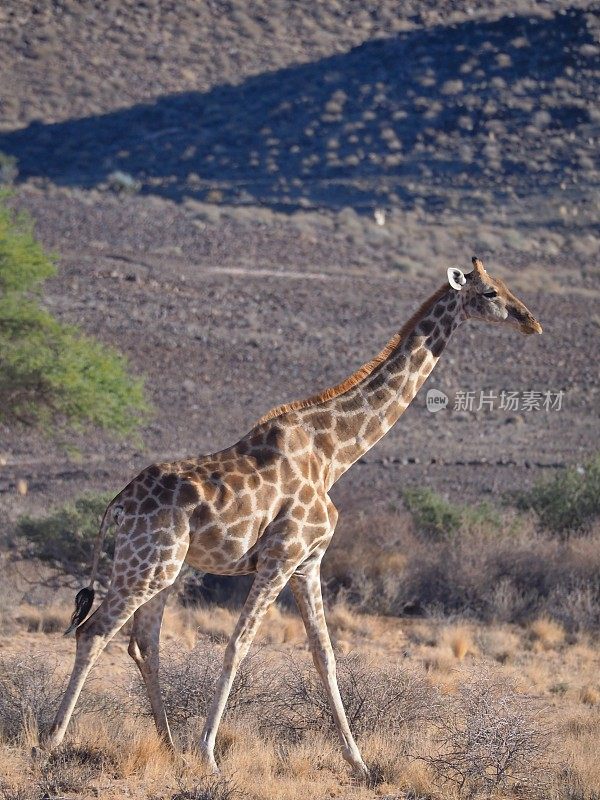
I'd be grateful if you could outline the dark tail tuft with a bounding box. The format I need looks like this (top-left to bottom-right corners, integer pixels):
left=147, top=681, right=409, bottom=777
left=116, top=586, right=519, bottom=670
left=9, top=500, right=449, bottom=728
left=64, top=587, right=95, bottom=636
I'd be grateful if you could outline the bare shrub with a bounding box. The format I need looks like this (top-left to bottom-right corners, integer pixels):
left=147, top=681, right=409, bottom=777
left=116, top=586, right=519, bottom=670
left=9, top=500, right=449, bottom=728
left=266, top=652, right=438, bottom=742
left=0, top=784, right=29, bottom=800
left=171, top=776, right=245, bottom=800
left=0, top=655, right=64, bottom=742
left=426, top=668, right=550, bottom=797
left=0, top=653, right=118, bottom=743
left=128, top=641, right=277, bottom=730
left=37, top=744, right=112, bottom=796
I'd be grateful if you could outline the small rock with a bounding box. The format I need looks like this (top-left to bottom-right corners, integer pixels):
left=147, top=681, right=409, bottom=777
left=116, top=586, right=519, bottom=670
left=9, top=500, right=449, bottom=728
left=16, top=479, right=28, bottom=496
left=182, top=379, right=196, bottom=393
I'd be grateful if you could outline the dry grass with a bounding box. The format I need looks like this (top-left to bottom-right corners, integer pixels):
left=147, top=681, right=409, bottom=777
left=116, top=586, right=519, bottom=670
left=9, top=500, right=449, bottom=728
left=441, top=625, right=475, bottom=662
left=1, top=604, right=599, bottom=800
left=529, top=617, right=566, bottom=651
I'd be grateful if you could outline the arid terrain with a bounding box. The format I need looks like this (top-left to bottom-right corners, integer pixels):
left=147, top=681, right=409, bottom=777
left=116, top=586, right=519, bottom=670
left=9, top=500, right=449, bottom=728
left=0, top=1, right=599, bottom=798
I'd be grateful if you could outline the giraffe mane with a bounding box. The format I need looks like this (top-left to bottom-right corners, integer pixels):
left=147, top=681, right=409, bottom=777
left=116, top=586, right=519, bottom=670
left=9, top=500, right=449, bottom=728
left=257, top=282, right=450, bottom=424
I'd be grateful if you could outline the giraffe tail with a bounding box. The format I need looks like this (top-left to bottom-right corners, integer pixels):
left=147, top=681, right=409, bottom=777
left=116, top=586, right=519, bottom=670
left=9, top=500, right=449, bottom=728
left=64, top=503, right=114, bottom=636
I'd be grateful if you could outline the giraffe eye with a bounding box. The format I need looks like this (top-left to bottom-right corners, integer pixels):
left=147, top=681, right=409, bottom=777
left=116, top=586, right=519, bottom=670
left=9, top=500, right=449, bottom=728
left=483, top=289, right=498, bottom=299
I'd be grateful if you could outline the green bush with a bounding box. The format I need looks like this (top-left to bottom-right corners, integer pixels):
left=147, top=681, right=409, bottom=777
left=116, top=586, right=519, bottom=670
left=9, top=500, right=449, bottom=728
left=0, top=190, right=149, bottom=434
left=15, top=493, right=115, bottom=584
left=512, top=454, right=600, bottom=535
left=403, top=487, right=463, bottom=540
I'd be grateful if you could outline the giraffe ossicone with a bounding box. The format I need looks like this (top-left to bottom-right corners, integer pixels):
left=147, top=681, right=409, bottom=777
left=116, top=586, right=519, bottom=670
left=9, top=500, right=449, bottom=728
left=45, top=258, right=541, bottom=779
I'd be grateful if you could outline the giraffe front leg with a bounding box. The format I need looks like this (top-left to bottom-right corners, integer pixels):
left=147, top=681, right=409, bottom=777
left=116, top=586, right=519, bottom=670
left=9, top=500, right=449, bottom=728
left=199, top=566, right=292, bottom=772
left=128, top=587, right=174, bottom=750
left=290, top=561, right=369, bottom=781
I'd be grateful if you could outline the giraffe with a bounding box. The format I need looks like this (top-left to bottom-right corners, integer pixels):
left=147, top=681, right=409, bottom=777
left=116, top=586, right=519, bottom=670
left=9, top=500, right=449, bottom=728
left=45, top=257, right=541, bottom=777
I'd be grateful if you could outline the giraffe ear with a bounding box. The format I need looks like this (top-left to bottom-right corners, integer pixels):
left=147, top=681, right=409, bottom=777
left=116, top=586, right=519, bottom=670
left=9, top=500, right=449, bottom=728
left=447, top=267, right=466, bottom=291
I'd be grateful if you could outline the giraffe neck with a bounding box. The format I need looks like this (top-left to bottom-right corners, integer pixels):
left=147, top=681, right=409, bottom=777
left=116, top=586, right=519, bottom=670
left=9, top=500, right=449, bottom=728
left=297, top=284, right=463, bottom=487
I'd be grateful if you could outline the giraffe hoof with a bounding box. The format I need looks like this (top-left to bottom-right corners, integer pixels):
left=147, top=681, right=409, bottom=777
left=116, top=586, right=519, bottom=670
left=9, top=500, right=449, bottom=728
left=31, top=745, right=49, bottom=762
left=352, top=760, right=370, bottom=783
left=198, top=748, right=220, bottom=775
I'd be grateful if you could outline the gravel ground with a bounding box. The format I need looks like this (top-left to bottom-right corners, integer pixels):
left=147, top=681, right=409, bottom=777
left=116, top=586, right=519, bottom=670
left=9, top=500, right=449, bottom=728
left=0, top=0, right=598, bottom=530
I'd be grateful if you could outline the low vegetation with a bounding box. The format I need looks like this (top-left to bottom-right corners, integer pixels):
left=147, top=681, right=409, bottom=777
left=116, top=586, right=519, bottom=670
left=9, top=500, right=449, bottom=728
left=14, top=493, right=114, bottom=586
left=4, top=459, right=599, bottom=797
left=13, top=457, right=600, bottom=631
left=513, top=453, right=600, bottom=536
left=0, top=610, right=598, bottom=800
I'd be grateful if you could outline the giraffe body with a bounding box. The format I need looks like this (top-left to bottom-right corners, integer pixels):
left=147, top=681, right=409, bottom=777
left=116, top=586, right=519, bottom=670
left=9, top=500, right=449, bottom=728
left=46, top=258, right=541, bottom=777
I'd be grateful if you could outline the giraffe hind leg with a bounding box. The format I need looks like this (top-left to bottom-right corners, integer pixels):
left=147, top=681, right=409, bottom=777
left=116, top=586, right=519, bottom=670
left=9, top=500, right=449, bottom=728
left=45, top=528, right=188, bottom=750
left=128, top=587, right=174, bottom=749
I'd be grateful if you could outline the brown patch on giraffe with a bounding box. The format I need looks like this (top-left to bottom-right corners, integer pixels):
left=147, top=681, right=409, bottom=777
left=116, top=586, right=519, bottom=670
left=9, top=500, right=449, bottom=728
left=131, top=519, right=148, bottom=537
left=292, top=505, right=306, bottom=521
left=365, top=370, right=388, bottom=392
left=247, top=473, right=261, bottom=489
left=155, top=529, right=174, bottom=546
left=305, top=411, right=333, bottom=431
left=419, top=318, right=435, bottom=335
left=368, top=388, right=390, bottom=410
left=335, top=416, right=357, bottom=441
left=259, top=465, right=279, bottom=483
left=222, top=539, right=242, bottom=557
left=260, top=484, right=278, bottom=506
left=431, top=335, right=445, bottom=358
left=225, top=473, right=246, bottom=493
left=286, top=542, right=305, bottom=561
left=362, top=417, right=383, bottom=441
left=140, top=497, right=159, bottom=514
left=266, top=426, right=284, bottom=446
left=190, top=503, right=212, bottom=528
left=119, top=543, right=134, bottom=560
left=233, top=494, right=253, bottom=517
left=315, top=432, right=335, bottom=458
left=153, top=486, right=174, bottom=505
left=202, top=525, right=225, bottom=550
left=336, top=444, right=357, bottom=463
left=178, top=481, right=200, bottom=505
left=251, top=447, right=278, bottom=468
left=308, top=457, right=322, bottom=484
left=229, top=520, right=250, bottom=538
left=201, top=481, right=219, bottom=502
left=306, top=501, right=327, bottom=525
left=123, top=499, right=137, bottom=515
left=410, top=347, right=427, bottom=371
left=339, top=395, right=362, bottom=413
left=299, top=484, right=313, bottom=505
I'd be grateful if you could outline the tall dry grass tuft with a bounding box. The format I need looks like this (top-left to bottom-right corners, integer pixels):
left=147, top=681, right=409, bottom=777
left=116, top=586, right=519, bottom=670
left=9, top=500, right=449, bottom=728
left=118, top=730, right=176, bottom=781
left=529, top=617, right=565, bottom=650
left=442, top=625, right=474, bottom=662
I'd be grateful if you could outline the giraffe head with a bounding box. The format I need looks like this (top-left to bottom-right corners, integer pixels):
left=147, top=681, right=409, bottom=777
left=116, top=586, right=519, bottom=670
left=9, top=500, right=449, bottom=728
left=447, top=257, right=542, bottom=335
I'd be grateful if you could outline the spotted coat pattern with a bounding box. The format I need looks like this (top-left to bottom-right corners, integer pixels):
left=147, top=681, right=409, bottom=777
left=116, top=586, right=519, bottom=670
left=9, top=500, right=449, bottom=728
left=46, top=258, right=542, bottom=777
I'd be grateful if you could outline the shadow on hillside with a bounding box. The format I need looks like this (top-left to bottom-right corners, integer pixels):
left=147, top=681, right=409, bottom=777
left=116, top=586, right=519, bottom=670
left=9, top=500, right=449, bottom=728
left=0, top=8, right=596, bottom=213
